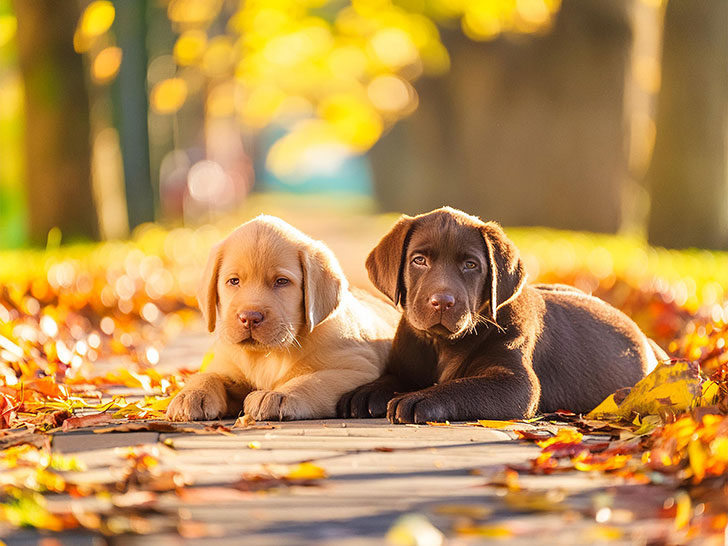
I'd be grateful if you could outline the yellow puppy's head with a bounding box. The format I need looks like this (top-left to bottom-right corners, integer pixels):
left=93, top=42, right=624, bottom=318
left=198, top=216, right=346, bottom=351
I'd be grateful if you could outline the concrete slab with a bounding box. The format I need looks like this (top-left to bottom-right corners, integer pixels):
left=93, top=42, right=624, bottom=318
left=52, top=431, right=160, bottom=453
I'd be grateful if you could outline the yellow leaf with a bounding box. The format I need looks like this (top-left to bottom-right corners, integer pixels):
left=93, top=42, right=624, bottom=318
left=284, top=462, right=327, bottom=481
left=387, top=514, right=444, bottom=545
left=142, top=396, right=172, bottom=412
left=536, top=428, right=583, bottom=448
left=586, top=393, right=619, bottom=419
left=700, top=379, right=720, bottom=405
left=588, top=361, right=702, bottom=420
left=584, top=525, right=624, bottom=541
left=504, top=489, right=567, bottom=512
left=674, top=491, right=691, bottom=529
left=433, top=504, right=492, bottom=519
left=688, top=439, right=707, bottom=483
left=455, top=523, right=514, bottom=538
left=477, top=419, right=517, bottom=428
left=632, top=415, right=661, bottom=436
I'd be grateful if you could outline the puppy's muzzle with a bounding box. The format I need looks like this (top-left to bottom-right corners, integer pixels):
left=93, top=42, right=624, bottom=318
left=238, top=310, right=264, bottom=329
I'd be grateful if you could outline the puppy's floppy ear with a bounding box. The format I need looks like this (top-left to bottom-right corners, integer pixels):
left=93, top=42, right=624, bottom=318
left=365, top=214, right=415, bottom=306
left=300, top=243, right=345, bottom=332
left=197, top=242, right=223, bottom=333
left=480, top=221, right=527, bottom=322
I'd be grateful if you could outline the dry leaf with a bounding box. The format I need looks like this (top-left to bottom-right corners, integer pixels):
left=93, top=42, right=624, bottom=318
left=61, top=412, right=114, bottom=432
left=588, top=361, right=703, bottom=420
left=476, top=419, right=519, bottom=428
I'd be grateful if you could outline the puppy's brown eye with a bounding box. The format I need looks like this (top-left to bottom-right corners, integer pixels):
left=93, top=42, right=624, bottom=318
left=226, top=278, right=240, bottom=286
left=275, top=277, right=289, bottom=287
left=464, top=261, right=478, bottom=270
left=412, top=256, right=426, bottom=266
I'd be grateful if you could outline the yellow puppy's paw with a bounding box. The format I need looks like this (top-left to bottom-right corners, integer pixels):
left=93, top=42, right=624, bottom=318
left=244, top=390, right=306, bottom=421
left=166, top=386, right=227, bottom=421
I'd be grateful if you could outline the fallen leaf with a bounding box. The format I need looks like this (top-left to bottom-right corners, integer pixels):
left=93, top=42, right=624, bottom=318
left=386, top=514, right=444, bottom=545
left=674, top=492, right=691, bottom=530
left=514, top=429, right=553, bottom=441
left=203, top=423, right=235, bottom=436
left=284, top=462, right=327, bottom=480
left=233, top=414, right=256, bottom=428
left=61, top=412, right=114, bottom=432
left=504, top=489, right=568, bottom=512
left=588, top=361, right=703, bottom=420
left=94, top=422, right=184, bottom=434
left=583, top=525, right=624, bottom=541
left=476, top=419, right=519, bottom=428
left=454, top=524, right=514, bottom=538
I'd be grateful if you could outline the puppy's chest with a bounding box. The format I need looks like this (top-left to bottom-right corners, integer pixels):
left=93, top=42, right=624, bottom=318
left=436, top=354, right=469, bottom=383
left=434, top=342, right=483, bottom=383
left=236, top=352, right=296, bottom=390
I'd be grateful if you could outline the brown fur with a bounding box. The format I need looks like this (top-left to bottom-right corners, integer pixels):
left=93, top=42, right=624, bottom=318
left=338, top=207, right=666, bottom=424
left=167, top=216, right=398, bottom=421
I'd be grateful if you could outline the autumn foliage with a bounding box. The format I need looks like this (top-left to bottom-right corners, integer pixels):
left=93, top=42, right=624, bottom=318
left=1, top=220, right=728, bottom=537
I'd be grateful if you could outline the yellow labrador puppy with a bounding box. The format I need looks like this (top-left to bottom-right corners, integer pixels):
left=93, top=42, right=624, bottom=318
left=166, top=216, right=398, bottom=421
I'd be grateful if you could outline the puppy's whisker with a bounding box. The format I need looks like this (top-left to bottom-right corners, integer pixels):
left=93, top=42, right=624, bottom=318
left=474, top=312, right=505, bottom=333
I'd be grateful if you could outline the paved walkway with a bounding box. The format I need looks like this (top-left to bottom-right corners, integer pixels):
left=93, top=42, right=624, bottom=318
left=1, top=328, right=682, bottom=545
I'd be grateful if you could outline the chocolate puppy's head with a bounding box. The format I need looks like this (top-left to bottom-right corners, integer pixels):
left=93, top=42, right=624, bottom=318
left=366, top=207, right=526, bottom=339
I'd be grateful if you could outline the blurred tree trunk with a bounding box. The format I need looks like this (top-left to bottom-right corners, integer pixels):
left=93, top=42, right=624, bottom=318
left=113, top=0, right=155, bottom=230
left=371, top=0, right=633, bottom=233
left=13, top=0, right=99, bottom=244
left=646, top=0, right=728, bottom=249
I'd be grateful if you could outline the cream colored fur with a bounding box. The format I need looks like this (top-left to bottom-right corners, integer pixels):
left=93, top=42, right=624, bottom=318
left=166, top=216, right=398, bottom=421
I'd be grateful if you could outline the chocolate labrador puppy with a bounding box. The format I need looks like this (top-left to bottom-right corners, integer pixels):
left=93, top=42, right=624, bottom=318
left=337, top=207, right=667, bottom=423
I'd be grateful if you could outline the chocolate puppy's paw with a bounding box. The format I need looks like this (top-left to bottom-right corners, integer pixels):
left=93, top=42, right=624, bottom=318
left=337, top=382, right=394, bottom=418
left=387, top=391, right=450, bottom=424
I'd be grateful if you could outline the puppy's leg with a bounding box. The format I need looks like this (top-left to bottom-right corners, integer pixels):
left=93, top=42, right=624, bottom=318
left=387, top=363, right=540, bottom=424
left=337, top=374, right=404, bottom=418
left=167, top=373, right=250, bottom=421
left=244, top=368, right=378, bottom=420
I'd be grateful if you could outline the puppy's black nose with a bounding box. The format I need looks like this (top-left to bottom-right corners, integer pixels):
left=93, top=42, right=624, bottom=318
left=238, top=311, right=264, bottom=328
left=430, top=293, right=455, bottom=310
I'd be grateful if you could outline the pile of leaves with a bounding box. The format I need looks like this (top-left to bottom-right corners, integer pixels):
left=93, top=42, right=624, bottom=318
left=0, top=224, right=222, bottom=435
left=1, top=216, right=728, bottom=539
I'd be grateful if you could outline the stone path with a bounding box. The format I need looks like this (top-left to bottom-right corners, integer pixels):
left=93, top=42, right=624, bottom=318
left=1, top=328, right=683, bottom=545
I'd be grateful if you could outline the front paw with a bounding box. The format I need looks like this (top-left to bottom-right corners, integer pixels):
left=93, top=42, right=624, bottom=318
left=166, top=387, right=227, bottom=421
left=244, top=390, right=303, bottom=421
left=337, top=383, right=394, bottom=418
left=387, top=391, right=450, bottom=424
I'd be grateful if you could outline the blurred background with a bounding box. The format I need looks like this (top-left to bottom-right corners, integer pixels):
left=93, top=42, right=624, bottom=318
left=0, top=0, right=726, bottom=251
